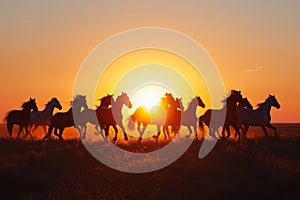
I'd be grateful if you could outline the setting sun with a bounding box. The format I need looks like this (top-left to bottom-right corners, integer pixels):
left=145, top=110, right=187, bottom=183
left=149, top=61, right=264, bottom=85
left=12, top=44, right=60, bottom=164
left=130, top=84, right=172, bottom=110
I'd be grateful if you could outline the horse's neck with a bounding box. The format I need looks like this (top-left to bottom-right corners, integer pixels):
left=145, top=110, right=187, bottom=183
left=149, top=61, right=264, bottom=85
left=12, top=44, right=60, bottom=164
left=226, top=98, right=238, bottom=112
left=42, top=104, right=55, bottom=116
left=112, top=99, right=123, bottom=111
left=22, top=107, right=32, bottom=115
left=72, top=104, right=81, bottom=114
left=257, top=103, right=272, bottom=115
left=185, top=101, right=197, bottom=114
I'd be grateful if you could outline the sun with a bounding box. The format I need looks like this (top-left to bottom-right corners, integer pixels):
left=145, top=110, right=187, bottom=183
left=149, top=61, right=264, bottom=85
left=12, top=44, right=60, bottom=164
left=130, top=84, right=172, bottom=110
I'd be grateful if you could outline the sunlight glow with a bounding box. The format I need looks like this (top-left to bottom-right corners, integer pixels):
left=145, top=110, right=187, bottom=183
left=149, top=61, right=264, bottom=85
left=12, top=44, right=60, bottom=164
left=130, top=84, right=171, bottom=110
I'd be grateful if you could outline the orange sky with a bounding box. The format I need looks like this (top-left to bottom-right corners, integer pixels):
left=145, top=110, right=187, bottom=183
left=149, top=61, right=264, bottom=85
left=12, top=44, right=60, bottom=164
left=0, top=1, right=299, bottom=122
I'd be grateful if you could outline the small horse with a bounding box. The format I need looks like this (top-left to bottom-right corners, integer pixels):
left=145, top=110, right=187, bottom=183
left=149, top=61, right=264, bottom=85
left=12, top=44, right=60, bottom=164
left=181, top=96, right=205, bottom=139
left=42, top=95, right=88, bottom=140
left=96, top=92, right=132, bottom=142
left=128, top=93, right=174, bottom=142
left=6, top=98, right=38, bottom=139
left=237, top=95, right=280, bottom=137
left=199, top=90, right=243, bottom=139
left=30, top=97, right=62, bottom=134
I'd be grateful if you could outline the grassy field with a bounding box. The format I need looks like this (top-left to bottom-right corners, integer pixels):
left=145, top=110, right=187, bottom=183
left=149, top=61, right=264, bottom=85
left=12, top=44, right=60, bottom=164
left=0, top=124, right=299, bottom=199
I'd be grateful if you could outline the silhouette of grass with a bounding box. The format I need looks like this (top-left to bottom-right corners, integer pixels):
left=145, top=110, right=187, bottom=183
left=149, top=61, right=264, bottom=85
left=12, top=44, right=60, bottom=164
left=0, top=124, right=299, bottom=199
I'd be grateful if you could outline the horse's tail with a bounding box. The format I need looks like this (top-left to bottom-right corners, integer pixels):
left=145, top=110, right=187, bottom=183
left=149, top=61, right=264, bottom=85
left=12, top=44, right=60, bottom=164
left=127, top=115, right=136, bottom=131
left=198, top=115, right=205, bottom=132
left=5, top=112, right=13, bottom=138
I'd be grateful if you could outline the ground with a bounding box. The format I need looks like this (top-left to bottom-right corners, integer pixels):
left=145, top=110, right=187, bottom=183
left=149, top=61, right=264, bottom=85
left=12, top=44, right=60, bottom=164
left=0, top=124, right=299, bottom=199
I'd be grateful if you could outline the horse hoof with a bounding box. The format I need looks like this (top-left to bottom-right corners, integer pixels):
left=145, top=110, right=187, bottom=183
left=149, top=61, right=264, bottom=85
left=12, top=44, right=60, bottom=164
left=124, top=136, right=129, bottom=141
left=113, top=137, right=117, bottom=142
left=152, top=135, right=157, bottom=139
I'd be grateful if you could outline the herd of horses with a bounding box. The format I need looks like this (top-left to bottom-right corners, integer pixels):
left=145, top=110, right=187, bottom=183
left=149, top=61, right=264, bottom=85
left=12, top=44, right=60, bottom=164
left=4, top=90, right=281, bottom=142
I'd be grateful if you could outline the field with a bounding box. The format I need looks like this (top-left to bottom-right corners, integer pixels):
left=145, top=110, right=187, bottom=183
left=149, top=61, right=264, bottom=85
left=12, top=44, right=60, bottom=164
left=0, top=124, right=299, bottom=199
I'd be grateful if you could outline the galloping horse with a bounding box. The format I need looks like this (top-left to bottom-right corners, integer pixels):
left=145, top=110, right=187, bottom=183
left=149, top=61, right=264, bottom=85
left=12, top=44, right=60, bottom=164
left=96, top=92, right=132, bottom=142
left=181, top=96, right=205, bottom=139
left=162, top=98, right=182, bottom=139
left=42, top=95, right=88, bottom=140
left=128, top=93, right=174, bottom=141
left=30, top=97, right=62, bottom=134
left=6, top=98, right=38, bottom=139
left=237, top=95, right=280, bottom=137
left=199, top=90, right=243, bottom=139
left=76, top=108, right=102, bottom=140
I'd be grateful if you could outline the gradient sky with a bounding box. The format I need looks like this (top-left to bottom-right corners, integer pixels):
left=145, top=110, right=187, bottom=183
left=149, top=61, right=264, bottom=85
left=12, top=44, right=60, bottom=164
left=0, top=0, right=299, bottom=122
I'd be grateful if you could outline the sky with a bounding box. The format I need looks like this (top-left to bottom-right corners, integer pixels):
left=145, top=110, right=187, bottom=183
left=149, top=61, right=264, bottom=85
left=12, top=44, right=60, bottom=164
left=0, top=0, right=299, bottom=122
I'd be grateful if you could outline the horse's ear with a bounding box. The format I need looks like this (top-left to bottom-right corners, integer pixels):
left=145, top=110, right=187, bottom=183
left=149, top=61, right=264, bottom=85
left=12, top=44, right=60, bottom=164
left=30, top=97, right=33, bottom=100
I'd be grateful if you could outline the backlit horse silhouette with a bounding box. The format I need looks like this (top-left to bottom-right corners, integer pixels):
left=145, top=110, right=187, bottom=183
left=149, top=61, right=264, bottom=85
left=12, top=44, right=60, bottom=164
left=237, top=95, right=280, bottom=137
left=96, top=92, right=132, bottom=142
left=181, top=96, right=205, bottom=139
left=6, top=98, right=38, bottom=139
left=199, top=90, right=243, bottom=139
left=128, top=93, right=174, bottom=141
left=42, top=95, right=88, bottom=140
left=30, top=97, right=62, bottom=134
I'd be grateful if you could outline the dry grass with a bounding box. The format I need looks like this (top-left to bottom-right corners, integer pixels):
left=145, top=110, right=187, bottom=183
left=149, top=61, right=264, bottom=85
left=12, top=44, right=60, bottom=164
left=0, top=124, right=299, bottom=199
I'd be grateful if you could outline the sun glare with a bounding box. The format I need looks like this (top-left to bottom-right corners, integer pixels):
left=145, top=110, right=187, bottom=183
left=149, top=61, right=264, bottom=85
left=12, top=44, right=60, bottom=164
left=130, top=84, right=171, bottom=110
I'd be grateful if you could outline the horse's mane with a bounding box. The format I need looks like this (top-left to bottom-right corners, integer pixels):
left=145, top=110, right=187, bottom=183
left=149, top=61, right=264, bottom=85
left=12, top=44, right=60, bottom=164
left=257, top=98, right=270, bottom=108
left=21, top=101, right=29, bottom=108
left=44, top=98, right=55, bottom=108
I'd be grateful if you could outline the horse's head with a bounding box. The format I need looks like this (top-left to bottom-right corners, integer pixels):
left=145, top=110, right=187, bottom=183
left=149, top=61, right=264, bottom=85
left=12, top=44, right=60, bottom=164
left=73, top=95, right=88, bottom=110
left=175, top=98, right=184, bottom=110
left=196, top=96, right=205, bottom=108
left=118, top=92, right=132, bottom=109
left=164, top=93, right=175, bottom=105
left=99, top=94, right=113, bottom=108
left=51, top=97, right=62, bottom=110
left=230, top=90, right=243, bottom=103
left=24, top=98, right=38, bottom=112
left=239, top=97, right=253, bottom=109
left=268, top=95, right=281, bottom=109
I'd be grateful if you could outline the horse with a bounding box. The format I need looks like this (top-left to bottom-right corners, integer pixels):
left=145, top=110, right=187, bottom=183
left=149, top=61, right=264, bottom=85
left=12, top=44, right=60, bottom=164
left=5, top=98, right=38, bottom=139
left=96, top=92, right=132, bottom=142
left=29, top=97, right=62, bottom=134
left=181, top=96, right=205, bottom=139
left=76, top=108, right=103, bottom=140
left=42, top=95, right=88, bottom=140
left=128, top=93, right=175, bottom=142
left=162, top=97, right=183, bottom=139
left=199, top=90, right=243, bottom=139
left=237, top=95, right=280, bottom=137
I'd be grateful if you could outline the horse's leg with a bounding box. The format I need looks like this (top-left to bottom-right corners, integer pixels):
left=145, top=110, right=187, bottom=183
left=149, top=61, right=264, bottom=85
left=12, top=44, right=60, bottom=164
left=58, top=128, right=65, bottom=140
left=260, top=125, right=269, bottom=137
left=118, top=123, right=128, bottom=141
left=156, top=125, right=162, bottom=142
left=83, top=124, right=87, bottom=139
left=266, top=123, right=277, bottom=137
left=42, top=125, right=53, bottom=140
left=242, top=125, right=249, bottom=138
left=232, top=123, right=241, bottom=140
left=192, top=124, right=198, bottom=140
left=138, top=125, right=146, bottom=142
left=186, top=126, right=193, bottom=138
left=17, top=125, right=24, bottom=139
left=25, top=125, right=33, bottom=140
left=42, top=125, right=47, bottom=134
left=112, top=125, right=118, bottom=142
left=32, top=124, right=38, bottom=134
left=53, top=128, right=59, bottom=138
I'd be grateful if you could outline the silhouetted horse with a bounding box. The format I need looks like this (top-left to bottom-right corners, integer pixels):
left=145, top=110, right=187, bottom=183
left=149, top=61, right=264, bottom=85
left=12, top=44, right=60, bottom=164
left=181, top=96, right=205, bottom=139
left=237, top=95, right=280, bottom=137
left=42, top=95, right=88, bottom=140
left=162, top=98, right=182, bottom=139
left=96, top=92, right=132, bottom=142
left=128, top=93, right=174, bottom=142
left=30, top=97, right=62, bottom=134
left=199, top=90, right=243, bottom=139
left=6, top=98, right=38, bottom=139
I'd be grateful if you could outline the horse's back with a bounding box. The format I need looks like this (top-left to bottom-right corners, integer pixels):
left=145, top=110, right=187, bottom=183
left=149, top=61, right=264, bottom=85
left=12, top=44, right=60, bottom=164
left=6, top=110, right=27, bottom=125
left=51, top=112, right=74, bottom=128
